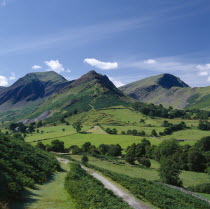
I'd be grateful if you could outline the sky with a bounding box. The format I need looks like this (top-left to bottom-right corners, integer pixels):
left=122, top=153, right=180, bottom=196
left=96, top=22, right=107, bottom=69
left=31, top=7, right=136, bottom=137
left=0, top=0, right=210, bottom=87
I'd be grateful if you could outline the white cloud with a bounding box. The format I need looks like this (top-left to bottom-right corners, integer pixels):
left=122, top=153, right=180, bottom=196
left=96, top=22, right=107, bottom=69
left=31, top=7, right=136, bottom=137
left=0, top=0, right=6, bottom=7
left=66, top=69, right=71, bottom=73
left=196, top=64, right=210, bottom=71
left=207, top=76, right=210, bottom=82
left=144, top=59, right=157, bottom=64
left=108, top=77, right=125, bottom=87
left=198, top=71, right=208, bottom=76
left=32, top=65, right=42, bottom=70
left=9, top=72, right=16, bottom=80
left=44, top=60, right=65, bottom=73
left=84, top=58, right=118, bottom=70
left=0, top=75, right=8, bottom=86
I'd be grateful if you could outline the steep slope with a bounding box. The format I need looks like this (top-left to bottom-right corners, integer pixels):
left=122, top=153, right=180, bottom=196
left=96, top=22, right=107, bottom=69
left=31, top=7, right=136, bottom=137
left=0, top=70, right=133, bottom=123
left=0, top=71, right=70, bottom=111
left=119, top=74, right=210, bottom=110
left=26, top=70, right=133, bottom=122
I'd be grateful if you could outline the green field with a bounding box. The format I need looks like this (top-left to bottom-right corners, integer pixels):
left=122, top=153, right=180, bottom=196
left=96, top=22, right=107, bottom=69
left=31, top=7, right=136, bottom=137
left=72, top=155, right=210, bottom=188
left=11, top=163, right=75, bottom=209
left=30, top=132, right=162, bottom=148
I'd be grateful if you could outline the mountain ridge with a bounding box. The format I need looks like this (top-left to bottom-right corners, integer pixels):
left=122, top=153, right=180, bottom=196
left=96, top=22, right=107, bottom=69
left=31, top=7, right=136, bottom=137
left=119, top=73, right=210, bottom=110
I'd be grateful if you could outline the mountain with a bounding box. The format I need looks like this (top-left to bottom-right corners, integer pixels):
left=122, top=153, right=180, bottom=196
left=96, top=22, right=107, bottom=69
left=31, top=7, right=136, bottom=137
left=0, top=70, right=132, bottom=123
left=119, top=73, right=210, bottom=110
left=26, top=70, right=132, bottom=122
left=0, top=71, right=70, bottom=111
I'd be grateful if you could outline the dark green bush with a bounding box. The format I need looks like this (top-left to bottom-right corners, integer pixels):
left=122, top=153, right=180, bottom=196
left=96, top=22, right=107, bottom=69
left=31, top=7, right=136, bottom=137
left=64, top=163, right=131, bottom=209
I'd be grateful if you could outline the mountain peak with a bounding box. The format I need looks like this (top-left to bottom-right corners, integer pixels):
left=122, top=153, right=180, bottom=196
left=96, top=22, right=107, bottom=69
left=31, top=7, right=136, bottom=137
left=71, top=70, right=112, bottom=88
left=156, top=73, right=189, bottom=89
left=19, top=71, right=67, bottom=84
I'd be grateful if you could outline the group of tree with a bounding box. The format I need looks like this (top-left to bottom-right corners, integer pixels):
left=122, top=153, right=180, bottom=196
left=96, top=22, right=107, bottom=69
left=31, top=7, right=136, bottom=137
left=36, top=139, right=65, bottom=153
left=9, top=121, right=44, bottom=134
left=125, top=139, right=151, bottom=166
left=0, top=132, right=60, bottom=203
left=105, top=128, right=118, bottom=134
left=132, top=102, right=210, bottom=119
left=121, top=129, right=146, bottom=136
left=198, top=120, right=210, bottom=130
left=125, top=137, right=210, bottom=186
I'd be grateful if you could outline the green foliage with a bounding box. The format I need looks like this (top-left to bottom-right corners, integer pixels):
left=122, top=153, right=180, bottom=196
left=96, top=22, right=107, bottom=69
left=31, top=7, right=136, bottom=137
left=188, top=183, right=210, bottom=194
left=137, top=157, right=151, bottom=168
left=81, top=155, right=89, bottom=163
left=132, top=102, right=210, bottom=119
left=0, top=133, right=60, bottom=202
left=72, top=121, right=82, bottom=133
left=198, top=120, right=210, bottom=130
left=64, top=163, right=131, bottom=209
left=87, top=164, right=210, bottom=209
left=159, top=158, right=182, bottom=187
left=195, top=136, right=210, bottom=152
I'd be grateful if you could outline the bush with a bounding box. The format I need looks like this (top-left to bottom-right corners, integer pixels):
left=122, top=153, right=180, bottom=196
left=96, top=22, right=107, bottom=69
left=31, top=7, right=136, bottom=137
left=86, top=164, right=210, bottom=209
left=81, top=155, right=89, bottom=163
left=188, top=183, right=210, bottom=194
left=64, top=163, right=131, bottom=209
left=137, top=157, right=151, bottom=167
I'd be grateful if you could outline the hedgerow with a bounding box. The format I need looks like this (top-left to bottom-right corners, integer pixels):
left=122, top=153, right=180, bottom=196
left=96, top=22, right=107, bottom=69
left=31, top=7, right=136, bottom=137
left=86, top=164, right=210, bottom=209
left=64, top=163, right=131, bottom=209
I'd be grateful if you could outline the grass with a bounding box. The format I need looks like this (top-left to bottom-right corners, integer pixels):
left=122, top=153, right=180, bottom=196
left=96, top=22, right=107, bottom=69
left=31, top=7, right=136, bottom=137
left=30, top=133, right=163, bottom=148
left=197, top=193, right=210, bottom=201
left=11, top=163, right=75, bottom=209
left=72, top=155, right=210, bottom=188
left=25, top=125, right=90, bottom=142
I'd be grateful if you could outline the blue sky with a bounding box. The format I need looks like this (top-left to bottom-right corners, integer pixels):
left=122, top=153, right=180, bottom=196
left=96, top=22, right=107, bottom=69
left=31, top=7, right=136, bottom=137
left=0, top=0, right=210, bottom=87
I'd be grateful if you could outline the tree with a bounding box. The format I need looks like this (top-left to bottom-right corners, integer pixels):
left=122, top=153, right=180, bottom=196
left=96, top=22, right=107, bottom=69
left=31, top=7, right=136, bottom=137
left=198, top=120, right=210, bottom=130
left=82, top=142, right=91, bottom=153
left=137, top=157, right=151, bottom=167
left=81, top=155, right=89, bottom=163
left=195, top=136, right=210, bottom=152
left=159, top=158, right=182, bottom=186
left=151, top=129, right=158, bottom=137
left=99, top=144, right=109, bottom=155
left=125, top=143, right=136, bottom=164
left=107, top=145, right=122, bottom=156
left=188, top=149, right=206, bottom=172
left=73, top=122, right=82, bottom=133
left=36, top=142, right=46, bottom=150
left=13, top=133, right=24, bottom=141
left=36, top=121, right=43, bottom=128
left=50, top=139, right=65, bottom=152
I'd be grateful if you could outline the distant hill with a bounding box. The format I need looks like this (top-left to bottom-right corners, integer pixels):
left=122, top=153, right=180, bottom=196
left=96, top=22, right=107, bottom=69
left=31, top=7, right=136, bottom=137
left=0, top=70, right=132, bottom=123
left=119, top=73, right=210, bottom=110
left=0, top=71, right=70, bottom=111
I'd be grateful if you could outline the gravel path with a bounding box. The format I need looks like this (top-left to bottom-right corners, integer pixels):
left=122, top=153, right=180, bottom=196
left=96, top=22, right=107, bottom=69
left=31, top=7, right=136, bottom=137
left=82, top=166, right=151, bottom=209
left=56, top=158, right=151, bottom=209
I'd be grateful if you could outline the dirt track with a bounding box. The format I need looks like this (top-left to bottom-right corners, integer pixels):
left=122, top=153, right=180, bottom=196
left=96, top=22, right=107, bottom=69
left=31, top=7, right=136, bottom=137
left=57, top=157, right=151, bottom=209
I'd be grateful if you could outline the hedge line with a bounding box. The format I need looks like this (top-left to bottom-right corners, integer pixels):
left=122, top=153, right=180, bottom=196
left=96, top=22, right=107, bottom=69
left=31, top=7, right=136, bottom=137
left=86, top=164, right=210, bottom=209
left=64, top=163, right=131, bottom=209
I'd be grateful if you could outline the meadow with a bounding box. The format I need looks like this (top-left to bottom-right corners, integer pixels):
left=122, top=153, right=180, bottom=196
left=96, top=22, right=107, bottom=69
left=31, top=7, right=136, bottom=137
left=11, top=163, right=75, bottom=209
left=72, top=155, right=210, bottom=188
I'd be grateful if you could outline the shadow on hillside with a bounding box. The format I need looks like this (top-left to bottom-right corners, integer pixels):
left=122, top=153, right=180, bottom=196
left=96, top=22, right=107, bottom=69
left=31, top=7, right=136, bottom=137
left=9, top=174, right=58, bottom=209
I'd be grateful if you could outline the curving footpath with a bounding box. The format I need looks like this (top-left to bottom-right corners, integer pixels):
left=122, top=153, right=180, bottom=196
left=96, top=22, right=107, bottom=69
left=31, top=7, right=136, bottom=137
left=57, top=158, right=151, bottom=209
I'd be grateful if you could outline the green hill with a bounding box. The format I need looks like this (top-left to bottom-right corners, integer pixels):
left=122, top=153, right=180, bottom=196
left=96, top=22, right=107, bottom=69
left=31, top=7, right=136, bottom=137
left=119, top=73, right=210, bottom=110
left=0, top=133, right=60, bottom=204
left=0, top=70, right=132, bottom=124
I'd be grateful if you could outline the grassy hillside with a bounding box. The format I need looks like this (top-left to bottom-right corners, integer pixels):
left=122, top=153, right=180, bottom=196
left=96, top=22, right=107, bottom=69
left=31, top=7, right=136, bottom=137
left=0, top=133, right=60, bottom=204
left=120, top=73, right=210, bottom=110
left=11, top=163, right=75, bottom=209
